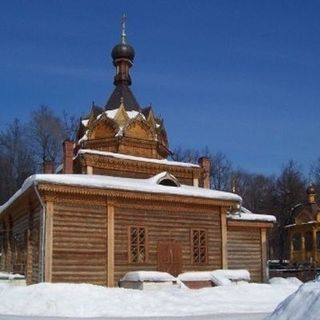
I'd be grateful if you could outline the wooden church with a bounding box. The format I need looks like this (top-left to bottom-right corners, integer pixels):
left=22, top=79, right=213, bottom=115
left=286, top=186, right=320, bottom=266
left=0, top=21, right=275, bottom=286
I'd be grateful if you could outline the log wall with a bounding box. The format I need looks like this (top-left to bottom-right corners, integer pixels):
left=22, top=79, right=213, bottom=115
left=227, top=226, right=262, bottom=282
left=30, top=206, right=41, bottom=284
left=114, top=202, right=222, bottom=284
left=51, top=198, right=107, bottom=285
left=0, top=202, right=41, bottom=284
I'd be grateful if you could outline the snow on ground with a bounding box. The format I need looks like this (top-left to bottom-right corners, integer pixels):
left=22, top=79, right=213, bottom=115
left=267, top=280, right=320, bottom=320
left=0, top=280, right=300, bottom=318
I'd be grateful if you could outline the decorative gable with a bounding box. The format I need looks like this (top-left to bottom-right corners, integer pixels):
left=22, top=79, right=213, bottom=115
left=124, top=119, right=155, bottom=141
left=114, top=103, right=129, bottom=127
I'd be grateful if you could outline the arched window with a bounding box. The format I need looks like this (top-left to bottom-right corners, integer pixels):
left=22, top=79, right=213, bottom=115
left=158, top=179, right=179, bottom=187
left=292, top=233, right=302, bottom=251
left=156, top=172, right=180, bottom=187
left=305, top=231, right=313, bottom=252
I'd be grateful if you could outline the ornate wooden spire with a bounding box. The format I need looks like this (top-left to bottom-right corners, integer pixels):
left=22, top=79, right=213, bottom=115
left=111, top=15, right=135, bottom=86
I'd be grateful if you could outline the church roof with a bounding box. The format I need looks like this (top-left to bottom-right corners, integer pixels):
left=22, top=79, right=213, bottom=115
left=76, top=149, right=199, bottom=168
left=0, top=173, right=242, bottom=214
left=227, top=206, right=276, bottom=223
left=105, top=84, right=141, bottom=111
left=286, top=186, right=320, bottom=225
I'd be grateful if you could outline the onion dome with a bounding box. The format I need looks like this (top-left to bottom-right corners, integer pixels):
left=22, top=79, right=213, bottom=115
left=307, top=185, right=316, bottom=195
left=109, top=15, right=135, bottom=87
left=111, top=43, right=135, bottom=62
left=307, top=185, right=316, bottom=204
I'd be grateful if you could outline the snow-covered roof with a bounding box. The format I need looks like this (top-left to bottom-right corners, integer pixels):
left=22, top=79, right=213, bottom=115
left=76, top=149, right=200, bottom=168
left=0, top=172, right=241, bottom=214
left=96, top=108, right=143, bottom=121
left=227, top=207, right=276, bottom=223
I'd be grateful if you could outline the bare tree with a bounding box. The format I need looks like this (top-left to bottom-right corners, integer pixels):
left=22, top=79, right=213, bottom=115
left=0, top=119, right=35, bottom=203
left=171, top=147, right=199, bottom=163
left=208, top=152, right=232, bottom=191
left=230, top=169, right=252, bottom=199
left=309, top=157, right=320, bottom=195
left=62, top=110, right=78, bottom=141
left=28, top=105, right=67, bottom=167
left=172, top=147, right=233, bottom=191
left=242, top=174, right=276, bottom=214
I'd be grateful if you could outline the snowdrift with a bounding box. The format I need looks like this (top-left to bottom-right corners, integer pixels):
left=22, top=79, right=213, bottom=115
left=267, top=280, right=320, bottom=320
left=0, top=281, right=300, bottom=318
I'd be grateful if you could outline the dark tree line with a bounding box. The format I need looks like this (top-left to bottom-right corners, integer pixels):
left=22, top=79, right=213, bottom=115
left=1, top=106, right=320, bottom=260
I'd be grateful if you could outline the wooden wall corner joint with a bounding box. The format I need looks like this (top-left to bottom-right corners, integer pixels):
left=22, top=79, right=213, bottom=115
left=220, top=208, right=228, bottom=269
left=260, top=228, right=267, bottom=283
left=107, top=204, right=115, bottom=287
left=44, top=201, right=54, bottom=282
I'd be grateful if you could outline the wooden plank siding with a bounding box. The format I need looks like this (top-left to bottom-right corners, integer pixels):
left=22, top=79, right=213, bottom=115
left=113, top=203, right=222, bottom=284
left=227, top=226, right=262, bottom=282
left=51, top=199, right=107, bottom=286
left=0, top=203, right=41, bottom=284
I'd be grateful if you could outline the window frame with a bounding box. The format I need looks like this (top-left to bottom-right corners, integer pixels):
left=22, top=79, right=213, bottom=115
left=292, top=233, right=302, bottom=251
left=191, top=228, right=208, bottom=265
left=305, top=231, right=313, bottom=252
left=128, top=226, right=148, bottom=264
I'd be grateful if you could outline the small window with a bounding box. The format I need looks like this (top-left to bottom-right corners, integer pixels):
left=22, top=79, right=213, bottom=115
left=129, top=226, right=147, bottom=263
left=292, top=233, right=301, bottom=251
left=158, top=179, right=179, bottom=187
left=305, top=231, right=313, bottom=252
left=192, top=229, right=207, bottom=264
left=155, top=172, right=180, bottom=187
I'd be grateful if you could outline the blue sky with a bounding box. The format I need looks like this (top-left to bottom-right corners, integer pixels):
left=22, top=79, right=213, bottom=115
left=1, top=0, right=320, bottom=175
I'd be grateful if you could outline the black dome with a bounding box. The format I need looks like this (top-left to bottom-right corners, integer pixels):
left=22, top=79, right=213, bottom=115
left=111, top=43, right=135, bottom=61
left=307, top=185, right=316, bottom=194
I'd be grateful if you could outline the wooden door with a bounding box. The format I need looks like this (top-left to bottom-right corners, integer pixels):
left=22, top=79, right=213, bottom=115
left=157, top=241, right=182, bottom=277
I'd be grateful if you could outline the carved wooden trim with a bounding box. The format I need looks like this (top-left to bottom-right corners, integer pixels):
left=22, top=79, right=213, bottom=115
left=37, top=183, right=237, bottom=207
left=227, top=220, right=274, bottom=229
left=191, top=228, right=208, bottom=265
left=128, top=226, right=148, bottom=264
left=78, top=153, right=201, bottom=179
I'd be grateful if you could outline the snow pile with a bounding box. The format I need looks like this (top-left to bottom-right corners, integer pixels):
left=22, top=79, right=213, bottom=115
left=0, top=281, right=300, bottom=317
left=0, top=272, right=25, bottom=280
left=211, top=269, right=250, bottom=286
left=120, top=271, right=176, bottom=282
left=178, top=270, right=250, bottom=286
left=227, top=206, right=276, bottom=223
left=267, top=280, right=320, bottom=320
left=178, top=271, right=213, bottom=282
left=269, top=277, right=303, bottom=286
